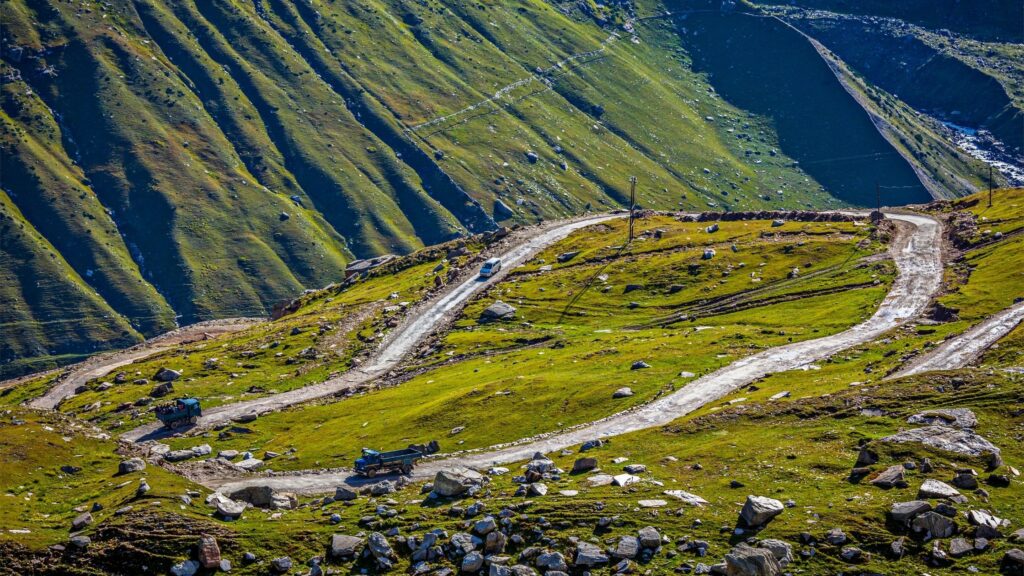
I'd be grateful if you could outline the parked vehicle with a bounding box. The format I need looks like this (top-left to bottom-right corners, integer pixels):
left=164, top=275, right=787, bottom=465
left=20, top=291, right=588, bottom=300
left=479, top=257, right=502, bottom=278
left=155, top=397, right=201, bottom=429
left=354, top=441, right=439, bottom=476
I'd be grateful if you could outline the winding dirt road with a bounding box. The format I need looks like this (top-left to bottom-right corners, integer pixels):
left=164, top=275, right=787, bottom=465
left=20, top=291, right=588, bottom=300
left=888, top=300, right=1024, bottom=379
left=24, top=318, right=263, bottom=411
left=121, top=215, right=621, bottom=442
left=212, top=212, right=947, bottom=495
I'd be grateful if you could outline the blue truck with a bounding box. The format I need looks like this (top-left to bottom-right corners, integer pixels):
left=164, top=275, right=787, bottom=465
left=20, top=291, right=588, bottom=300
left=155, top=398, right=202, bottom=429
left=355, top=440, right=439, bottom=476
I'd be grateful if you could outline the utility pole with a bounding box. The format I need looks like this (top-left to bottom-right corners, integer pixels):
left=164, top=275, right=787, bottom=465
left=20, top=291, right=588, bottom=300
left=988, top=164, right=994, bottom=208
left=628, top=175, right=637, bottom=244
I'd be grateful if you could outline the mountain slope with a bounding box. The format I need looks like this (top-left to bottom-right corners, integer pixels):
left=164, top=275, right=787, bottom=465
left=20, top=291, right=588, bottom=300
left=0, top=0, right=1005, bottom=376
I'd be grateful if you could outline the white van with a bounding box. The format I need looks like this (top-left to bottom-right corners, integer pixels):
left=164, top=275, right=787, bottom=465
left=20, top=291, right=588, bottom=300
left=479, top=257, right=502, bottom=278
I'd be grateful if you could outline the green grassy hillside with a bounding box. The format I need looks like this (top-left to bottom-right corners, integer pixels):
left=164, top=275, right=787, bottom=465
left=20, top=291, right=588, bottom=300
left=0, top=0, right=1004, bottom=376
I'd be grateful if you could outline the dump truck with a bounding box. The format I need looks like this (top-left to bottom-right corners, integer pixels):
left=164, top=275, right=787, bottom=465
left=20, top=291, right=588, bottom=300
left=155, top=397, right=202, bottom=429
left=354, top=440, right=439, bottom=476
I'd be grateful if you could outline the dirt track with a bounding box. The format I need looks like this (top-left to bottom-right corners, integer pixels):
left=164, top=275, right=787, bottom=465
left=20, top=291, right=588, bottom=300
left=211, top=212, right=949, bottom=495
left=888, top=300, right=1024, bottom=379
left=23, top=318, right=263, bottom=411
left=120, top=214, right=621, bottom=442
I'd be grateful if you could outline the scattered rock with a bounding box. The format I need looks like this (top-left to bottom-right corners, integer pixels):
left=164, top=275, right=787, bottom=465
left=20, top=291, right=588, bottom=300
left=334, top=486, right=358, bottom=501
left=870, top=465, right=907, bottom=488
left=949, top=537, right=973, bottom=558
left=270, top=557, right=292, bottom=573
left=882, top=425, right=1001, bottom=468
left=1002, top=549, right=1024, bottom=575
left=197, top=535, right=221, bottom=569
left=638, top=526, right=661, bottom=549
left=907, top=408, right=977, bottom=429
left=575, top=541, right=609, bottom=567
left=664, top=490, right=709, bottom=506
left=890, top=500, right=932, bottom=524
left=630, top=360, right=650, bottom=370
left=480, top=301, right=516, bottom=322
left=912, top=511, right=958, bottom=539
left=432, top=468, right=484, bottom=497
left=154, top=368, right=182, bottom=382
left=612, top=387, right=634, bottom=399
left=824, top=528, right=847, bottom=545
left=150, top=382, right=174, bottom=398
left=757, top=539, right=793, bottom=566
left=740, top=496, right=784, bottom=527
left=919, top=479, right=964, bottom=501
left=612, top=474, right=641, bottom=487
left=724, top=544, right=782, bottom=576
left=613, top=536, right=641, bottom=559
left=572, top=457, right=598, bottom=473
left=71, top=512, right=93, bottom=530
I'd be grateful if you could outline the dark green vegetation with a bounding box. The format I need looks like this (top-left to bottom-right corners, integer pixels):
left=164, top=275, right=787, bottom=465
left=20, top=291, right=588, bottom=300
left=2, top=0, right=1011, bottom=377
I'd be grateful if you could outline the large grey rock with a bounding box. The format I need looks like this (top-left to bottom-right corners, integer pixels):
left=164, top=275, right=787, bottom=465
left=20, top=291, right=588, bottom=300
left=890, top=501, right=932, bottom=523
left=882, top=425, right=1001, bottom=466
left=330, top=534, right=363, bottom=559
left=432, top=468, right=484, bottom=497
left=368, top=532, right=395, bottom=564
left=724, top=545, right=782, bottom=576
left=907, top=408, right=977, bottom=429
left=462, top=551, right=484, bottom=572
left=118, top=458, right=146, bottom=474
left=870, top=465, right=907, bottom=488
left=572, top=457, right=597, bottom=473
left=968, top=509, right=1010, bottom=530
left=918, top=479, right=963, bottom=500
left=740, top=495, right=784, bottom=527
left=664, top=490, right=709, bottom=506
left=334, top=486, right=358, bottom=501
left=613, top=536, right=640, bottom=559
left=612, top=387, right=634, bottom=398
left=235, top=458, right=264, bottom=471
left=153, top=367, right=182, bottom=382
left=535, top=552, right=567, bottom=572
left=575, top=541, right=609, bottom=567
left=480, top=301, right=516, bottom=322
left=757, top=539, right=793, bottom=566
left=228, top=485, right=296, bottom=510
left=270, top=557, right=292, bottom=573
left=638, top=526, right=661, bottom=549
left=210, top=494, right=246, bottom=519
left=71, top=512, right=93, bottom=530
left=912, top=511, right=958, bottom=539
left=164, top=449, right=194, bottom=462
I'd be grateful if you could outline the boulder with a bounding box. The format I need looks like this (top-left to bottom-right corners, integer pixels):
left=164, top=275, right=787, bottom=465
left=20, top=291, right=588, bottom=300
left=623, top=464, right=647, bottom=474
left=612, top=387, right=634, bottom=399
left=432, top=468, right=484, bottom=498
left=462, top=551, right=484, bottom=572
left=575, top=541, right=609, bottom=567
left=150, top=382, right=174, bottom=398
left=824, top=528, right=847, bottom=545
left=235, top=458, right=264, bottom=471
left=890, top=501, right=932, bottom=524
left=664, top=490, right=709, bottom=506
left=870, top=465, right=907, bottom=488
left=210, top=494, right=246, bottom=519
left=612, top=474, right=640, bottom=487
left=918, top=479, right=963, bottom=501
left=367, top=532, right=395, bottom=566
left=69, top=535, right=90, bottom=549
left=197, top=535, right=221, bottom=569
left=586, top=474, right=614, bottom=487
left=334, top=486, right=358, bottom=501
left=572, top=457, right=598, bottom=473
left=912, top=511, right=957, bottom=539
left=724, top=545, right=782, bottom=576
left=638, top=526, right=661, bottom=549
left=757, top=539, right=792, bottom=566
left=536, top=552, right=567, bottom=572
left=907, top=408, right=977, bottom=429
left=153, top=368, right=182, bottom=382
left=882, top=425, right=1001, bottom=467
left=71, top=512, right=93, bottom=530
left=480, top=301, right=516, bottom=322
left=228, top=485, right=296, bottom=510
left=270, top=557, right=292, bottom=573
left=613, top=536, right=640, bottom=559
left=630, top=360, right=650, bottom=370
left=118, top=458, right=146, bottom=474
left=485, top=531, right=506, bottom=554
left=949, top=537, right=973, bottom=558
left=1002, top=549, right=1024, bottom=575
left=330, top=534, right=364, bottom=559
left=527, top=483, right=548, bottom=496
left=968, top=509, right=1009, bottom=530
left=740, top=496, right=784, bottom=527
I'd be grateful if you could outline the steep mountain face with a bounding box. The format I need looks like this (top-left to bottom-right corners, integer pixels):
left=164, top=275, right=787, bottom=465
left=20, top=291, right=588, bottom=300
left=0, top=0, right=1009, bottom=376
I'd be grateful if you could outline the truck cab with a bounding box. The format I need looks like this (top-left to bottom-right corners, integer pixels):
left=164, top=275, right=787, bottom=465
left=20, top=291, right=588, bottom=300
left=354, top=448, right=380, bottom=473
left=479, top=257, right=502, bottom=278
